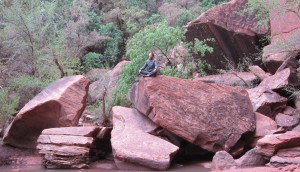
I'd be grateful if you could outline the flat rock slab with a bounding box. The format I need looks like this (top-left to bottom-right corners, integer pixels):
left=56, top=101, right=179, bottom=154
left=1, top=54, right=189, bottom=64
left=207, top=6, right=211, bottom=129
left=111, top=106, right=179, bottom=171
left=257, top=131, right=300, bottom=157
left=41, top=127, right=100, bottom=137
left=3, top=75, right=89, bottom=148
left=37, top=135, right=93, bottom=148
left=129, top=75, right=255, bottom=152
left=270, top=146, right=300, bottom=167
left=37, top=144, right=89, bottom=156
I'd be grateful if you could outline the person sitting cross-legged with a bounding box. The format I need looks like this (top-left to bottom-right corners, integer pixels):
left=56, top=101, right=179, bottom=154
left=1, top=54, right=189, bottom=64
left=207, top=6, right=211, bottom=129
left=139, top=52, right=158, bottom=77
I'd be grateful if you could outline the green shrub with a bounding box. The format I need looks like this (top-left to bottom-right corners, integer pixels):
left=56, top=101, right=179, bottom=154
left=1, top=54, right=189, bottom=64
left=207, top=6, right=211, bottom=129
left=99, top=23, right=123, bottom=67
left=8, top=75, right=55, bottom=108
left=175, top=10, right=195, bottom=27
left=82, top=52, right=103, bottom=72
left=0, top=88, right=19, bottom=126
left=199, top=0, right=228, bottom=11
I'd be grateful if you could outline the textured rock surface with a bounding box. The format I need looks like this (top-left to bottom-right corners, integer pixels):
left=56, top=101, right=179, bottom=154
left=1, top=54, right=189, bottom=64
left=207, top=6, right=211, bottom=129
left=275, top=113, right=299, bottom=129
left=262, top=0, right=300, bottom=73
left=247, top=87, right=287, bottom=117
left=38, top=144, right=90, bottom=169
left=3, top=75, right=89, bottom=148
left=129, top=75, right=255, bottom=152
left=211, top=151, right=237, bottom=171
left=258, top=68, right=291, bottom=91
left=249, top=112, right=277, bottom=147
left=41, top=126, right=100, bottom=137
left=87, top=61, right=129, bottom=103
left=37, top=127, right=101, bottom=169
left=186, top=0, right=268, bottom=73
left=194, top=72, right=258, bottom=87
left=111, top=106, right=179, bottom=170
left=235, top=148, right=268, bottom=167
left=269, top=146, right=300, bottom=167
left=248, top=65, right=271, bottom=81
left=257, top=131, right=300, bottom=157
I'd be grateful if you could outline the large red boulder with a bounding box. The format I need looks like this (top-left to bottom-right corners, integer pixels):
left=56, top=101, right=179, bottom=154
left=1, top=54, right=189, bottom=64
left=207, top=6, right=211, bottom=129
left=111, top=106, right=179, bottom=170
left=262, top=0, right=300, bottom=73
left=185, top=0, right=268, bottom=73
left=3, top=75, right=89, bottom=148
left=129, top=75, right=255, bottom=152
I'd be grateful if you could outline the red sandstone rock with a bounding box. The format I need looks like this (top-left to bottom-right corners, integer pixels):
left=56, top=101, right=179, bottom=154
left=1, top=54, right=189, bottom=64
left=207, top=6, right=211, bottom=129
left=41, top=126, right=100, bottom=137
left=257, top=131, right=300, bottom=157
left=249, top=112, right=277, bottom=147
left=247, top=87, right=287, bottom=117
left=211, top=151, right=237, bottom=171
left=269, top=146, right=300, bottom=167
left=235, top=148, right=267, bottom=167
left=129, top=75, right=255, bottom=152
left=258, top=68, right=291, bottom=90
left=275, top=113, right=299, bottom=129
left=262, top=0, right=300, bottom=73
left=194, top=72, right=258, bottom=88
left=248, top=65, right=271, bottom=81
left=3, top=75, right=89, bottom=148
left=186, top=0, right=268, bottom=73
left=111, top=106, right=179, bottom=170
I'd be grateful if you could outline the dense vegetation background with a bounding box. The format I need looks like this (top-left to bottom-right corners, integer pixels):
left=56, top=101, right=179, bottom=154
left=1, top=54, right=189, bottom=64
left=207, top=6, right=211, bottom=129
left=1, top=0, right=275, bottom=127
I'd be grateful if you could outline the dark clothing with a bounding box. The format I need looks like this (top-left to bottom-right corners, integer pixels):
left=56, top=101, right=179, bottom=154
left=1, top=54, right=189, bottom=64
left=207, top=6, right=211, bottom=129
left=139, top=59, right=158, bottom=77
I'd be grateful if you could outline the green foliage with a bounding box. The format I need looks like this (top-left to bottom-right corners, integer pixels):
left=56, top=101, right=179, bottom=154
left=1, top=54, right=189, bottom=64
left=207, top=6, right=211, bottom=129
left=175, top=10, right=195, bottom=27
left=0, top=88, right=19, bottom=126
left=114, top=23, right=183, bottom=106
left=160, top=65, right=193, bottom=79
left=8, top=75, right=54, bottom=92
left=99, top=23, right=123, bottom=67
left=200, top=0, right=228, bottom=11
left=82, top=52, right=103, bottom=72
left=144, top=13, right=163, bottom=25
left=126, top=22, right=183, bottom=60
left=87, top=11, right=102, bottom=32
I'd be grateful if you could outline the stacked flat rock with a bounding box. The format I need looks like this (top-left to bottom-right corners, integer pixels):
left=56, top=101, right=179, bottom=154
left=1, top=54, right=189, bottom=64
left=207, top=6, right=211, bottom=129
left=37, top=127, right=100, bottom=169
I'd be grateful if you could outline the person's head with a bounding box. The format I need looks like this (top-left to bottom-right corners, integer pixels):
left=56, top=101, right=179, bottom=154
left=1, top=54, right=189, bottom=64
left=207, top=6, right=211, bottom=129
left=148, top=52, right=155, bottom=60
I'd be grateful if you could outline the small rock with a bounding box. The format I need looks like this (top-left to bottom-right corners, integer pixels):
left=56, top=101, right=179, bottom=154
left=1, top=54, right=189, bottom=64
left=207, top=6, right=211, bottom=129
left=236, top=148, right=268, bottom=167
left=247, top=87, right=287, bottom=117
left=269, top=146, right=300, bottom=167
left=275, top=113, right=299, bottom=129
left=211, top=151, right=237, bottom=171
left=257, top=131, right=300, bottom=157
left=248, top=65, right=271, bottom=81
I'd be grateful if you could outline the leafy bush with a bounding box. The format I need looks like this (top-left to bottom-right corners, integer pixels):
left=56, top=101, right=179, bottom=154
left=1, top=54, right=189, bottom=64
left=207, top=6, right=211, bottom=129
left=8, top=75, right=55, bottom=108
left=82, top=52, right=103, bottom=72
left=99, top=23, right=123, bottom=67
left=175, top=10, right=195, bottom=27
left=0, top=88, right=19, bottom=126
left=200, top=0, right=228, bottom=11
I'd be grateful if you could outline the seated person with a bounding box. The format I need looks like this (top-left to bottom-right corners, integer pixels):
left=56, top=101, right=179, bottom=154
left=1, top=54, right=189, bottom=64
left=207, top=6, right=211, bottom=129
left=139, top=52, right=158, bottom=77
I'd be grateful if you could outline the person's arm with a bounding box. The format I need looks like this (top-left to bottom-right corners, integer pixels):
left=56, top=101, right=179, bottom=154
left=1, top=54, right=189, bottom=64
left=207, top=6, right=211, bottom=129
left=139, top=61, right=148, bottom=72
left=153, top=61, right=158, bottom=72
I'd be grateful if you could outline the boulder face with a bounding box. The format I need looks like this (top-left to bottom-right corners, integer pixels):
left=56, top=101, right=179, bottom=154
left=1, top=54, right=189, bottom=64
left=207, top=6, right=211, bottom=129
left=262, top=0, right=300, bottom=73
left=185, top=0, right=268, bottom=73
left=129, top=75, right=255, bottom=152
left=87, top=61, right=130, bottom=103
left=111, top=106, right=179, bottom=171
left=3, top=75, right=89, bottom=148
